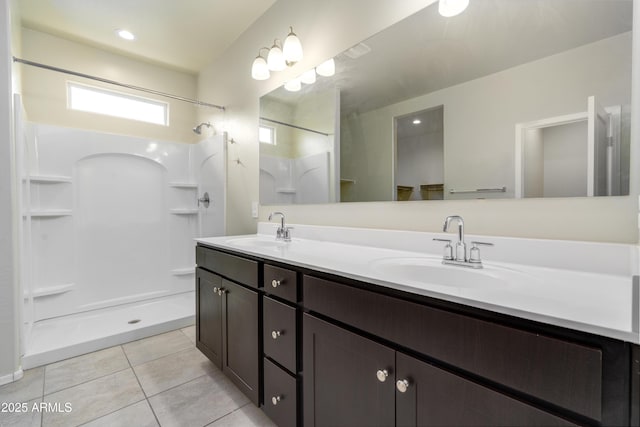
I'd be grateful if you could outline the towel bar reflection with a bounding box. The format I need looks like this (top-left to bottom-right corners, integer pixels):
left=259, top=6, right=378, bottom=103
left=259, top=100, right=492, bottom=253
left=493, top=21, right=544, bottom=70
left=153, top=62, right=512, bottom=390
left=449, top=187, right=506, bottom=194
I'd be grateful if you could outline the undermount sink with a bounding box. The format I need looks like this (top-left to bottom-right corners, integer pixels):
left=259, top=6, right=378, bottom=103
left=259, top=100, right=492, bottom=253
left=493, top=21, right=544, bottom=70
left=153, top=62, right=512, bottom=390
left=369, top=256, right=513, bottom=290
left=225, top=236, right=288, bottom=249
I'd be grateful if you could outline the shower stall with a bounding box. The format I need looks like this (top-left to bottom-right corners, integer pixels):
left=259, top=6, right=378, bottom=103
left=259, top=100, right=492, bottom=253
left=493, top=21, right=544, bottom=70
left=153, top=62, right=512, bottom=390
left=15, top=100, right=225, bottom=368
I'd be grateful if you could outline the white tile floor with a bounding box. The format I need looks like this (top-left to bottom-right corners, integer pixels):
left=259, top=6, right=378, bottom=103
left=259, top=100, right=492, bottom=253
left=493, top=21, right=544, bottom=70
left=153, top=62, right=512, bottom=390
left=0, top=326, right=277, bottom=427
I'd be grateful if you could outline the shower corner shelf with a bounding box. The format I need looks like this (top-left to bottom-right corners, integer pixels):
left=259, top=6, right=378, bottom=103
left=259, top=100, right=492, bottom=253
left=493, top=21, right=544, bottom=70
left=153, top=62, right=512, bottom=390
left=276, top=187, right=296, bottom=194
left=169, top=182, right=198, bottom=189
left=171, top=267, right=195, bottom=276
left=169, top=208, right=198, bottom=215
left=24, top=283, right=75, bottom=299
left=27, top=174, right=72, bottom=183
left=26, top=209, right=73, bottom=217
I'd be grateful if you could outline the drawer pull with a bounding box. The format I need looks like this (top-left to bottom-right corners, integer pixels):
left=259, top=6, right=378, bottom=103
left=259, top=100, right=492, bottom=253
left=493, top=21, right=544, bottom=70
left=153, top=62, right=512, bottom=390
left=271, top=279, right=283, bottom=288
left=271, top=395, right=282, bottom=405
left=376, top=369, right=389, bottom=382
left=217, top=288, right=226, bottom=296
left=396, top=379, right=410, bottom=393
left=271, top=330, right=282, bottom=339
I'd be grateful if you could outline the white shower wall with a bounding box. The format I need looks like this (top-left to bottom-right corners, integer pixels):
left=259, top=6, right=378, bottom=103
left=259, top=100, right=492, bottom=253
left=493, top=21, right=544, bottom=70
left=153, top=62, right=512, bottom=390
left=19, top=123, right=225, bottom=367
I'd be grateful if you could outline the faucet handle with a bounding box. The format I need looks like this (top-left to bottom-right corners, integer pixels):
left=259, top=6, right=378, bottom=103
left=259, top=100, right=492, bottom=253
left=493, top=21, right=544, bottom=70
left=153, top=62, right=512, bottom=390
left=282, top=226, right=293, bottom=242
left=433, top=238, right=453, bottom=260
left=469, top=241, right=494, bottom=263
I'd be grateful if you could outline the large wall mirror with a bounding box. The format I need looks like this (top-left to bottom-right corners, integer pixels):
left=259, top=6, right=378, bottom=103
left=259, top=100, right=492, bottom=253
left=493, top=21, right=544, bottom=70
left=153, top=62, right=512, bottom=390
left=259, top=0, right=632, bottom=205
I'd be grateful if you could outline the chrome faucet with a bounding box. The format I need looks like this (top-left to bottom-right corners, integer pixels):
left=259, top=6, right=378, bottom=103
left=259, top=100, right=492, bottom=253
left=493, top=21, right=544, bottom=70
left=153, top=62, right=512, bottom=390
left=268, top=211, right=292, bottom=242
left=434, top=215, right=493, bottom=269
left=443, top=215, right=466, bottom=262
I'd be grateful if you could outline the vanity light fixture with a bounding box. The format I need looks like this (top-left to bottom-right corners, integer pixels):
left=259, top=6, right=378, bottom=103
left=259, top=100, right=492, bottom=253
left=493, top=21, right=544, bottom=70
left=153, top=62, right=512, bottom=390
left=251, top=48, right=271, bottom=80
left=252, top=27, right=304, bottom=80
left=283, top=27, right=303, bottom=64
left=284, top=78, right=302, bottom=92
left=438, top=0, right=469, bottom=17
left=316, top=58, right=336, bottom=77
left=300, top=68, right=316, bottom=84
left=267, top=40, right=286, bottom=71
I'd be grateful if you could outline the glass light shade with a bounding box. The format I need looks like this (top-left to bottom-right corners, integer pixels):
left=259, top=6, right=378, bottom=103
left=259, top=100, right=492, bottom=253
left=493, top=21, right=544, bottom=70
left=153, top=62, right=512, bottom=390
left=316, top=58, right=335, bottom=77
left=283, top=29, right=303, bottom=64
left=267, top=43, right=286, bottom=71
left=284, top=78, right=302, bottom=92
left=300, top=69, right=316, bottom=84
left=251, top=56, right=270, bottom=80
left=438, top=0, right=469, bottom=17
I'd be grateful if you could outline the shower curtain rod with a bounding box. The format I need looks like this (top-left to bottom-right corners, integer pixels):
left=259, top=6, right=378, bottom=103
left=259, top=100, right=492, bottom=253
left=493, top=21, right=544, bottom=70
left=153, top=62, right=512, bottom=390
left=260, top=117, right=330, bottom=136
left=13, top=57, right=226, bottom=111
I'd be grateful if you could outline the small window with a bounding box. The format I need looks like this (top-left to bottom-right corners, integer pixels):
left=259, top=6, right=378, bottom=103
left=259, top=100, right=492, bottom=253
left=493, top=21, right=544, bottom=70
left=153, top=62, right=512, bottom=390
left=259, top=125, right=276, bottom=145
left=67, top=82, right=169, bottom=126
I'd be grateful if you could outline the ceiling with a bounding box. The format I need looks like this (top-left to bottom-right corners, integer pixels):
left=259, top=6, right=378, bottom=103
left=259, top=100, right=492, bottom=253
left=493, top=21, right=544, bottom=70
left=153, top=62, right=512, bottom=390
left=17, top=0, right=277, bottom=74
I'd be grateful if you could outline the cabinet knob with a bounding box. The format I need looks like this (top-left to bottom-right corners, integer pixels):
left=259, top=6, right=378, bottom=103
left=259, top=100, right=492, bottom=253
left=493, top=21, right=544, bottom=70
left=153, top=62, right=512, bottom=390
left=396, top=379, right=410, bottom=393
left=271, top=279, right=282, bottom=288
left=217, top=288, right=226, bottom=296
left=271, top=330, right=282, bottom=339
left=213, top=287, right=218, bottom=293
left=271, top=395, right=282, bottom=405
left=376, top=369, right=389, bottom=382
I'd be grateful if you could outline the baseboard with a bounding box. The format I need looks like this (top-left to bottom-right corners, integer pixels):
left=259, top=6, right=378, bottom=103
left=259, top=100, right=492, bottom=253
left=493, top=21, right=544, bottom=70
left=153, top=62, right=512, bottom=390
left=0, top=367, right=24, bottom=386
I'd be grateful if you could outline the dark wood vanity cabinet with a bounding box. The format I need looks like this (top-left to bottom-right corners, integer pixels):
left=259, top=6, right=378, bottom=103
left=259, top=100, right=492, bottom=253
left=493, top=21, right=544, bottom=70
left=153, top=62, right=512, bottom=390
left=196, top=244, right=639, bottom=427
left=262, top=264, right=300, bottom=427
left=195, top=247, right=260, bottom=405
left=304, top=314, right=577, bottom=427
left=195, top=268, right=223, bottom=366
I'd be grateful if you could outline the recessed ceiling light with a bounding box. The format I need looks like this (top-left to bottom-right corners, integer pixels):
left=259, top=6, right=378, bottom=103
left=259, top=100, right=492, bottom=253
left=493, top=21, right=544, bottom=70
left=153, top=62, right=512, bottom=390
left=412, top=119, right=422, bottom=125
left=116, top=29, right=135, bottom=41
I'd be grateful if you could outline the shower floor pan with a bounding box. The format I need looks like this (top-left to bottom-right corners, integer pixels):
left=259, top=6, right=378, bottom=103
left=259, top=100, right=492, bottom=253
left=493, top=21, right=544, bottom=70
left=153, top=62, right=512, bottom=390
left=22, top=292, right=195, bottom=369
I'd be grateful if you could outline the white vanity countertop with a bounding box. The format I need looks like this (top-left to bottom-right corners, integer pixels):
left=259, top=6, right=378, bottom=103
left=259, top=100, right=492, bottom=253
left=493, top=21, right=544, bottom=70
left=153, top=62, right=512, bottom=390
left=196, top=223, right=640, bottom=344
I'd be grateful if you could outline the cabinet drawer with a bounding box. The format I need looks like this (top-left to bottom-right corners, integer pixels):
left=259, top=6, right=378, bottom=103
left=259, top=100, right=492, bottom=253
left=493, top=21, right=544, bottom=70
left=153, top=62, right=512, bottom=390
left=303, top=275, right=603, bottom=421
left=263, top=357, right=297, bottom=427
left=264, top=296, right=297, bottom=373
left=264, top=264, right=298, bottom=302
left=196, top=245, right=258, bottom=288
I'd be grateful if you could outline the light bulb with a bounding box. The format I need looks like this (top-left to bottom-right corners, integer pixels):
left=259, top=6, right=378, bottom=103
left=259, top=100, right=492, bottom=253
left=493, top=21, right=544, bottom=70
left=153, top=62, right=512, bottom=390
left=267, top=41, right=286, bottom=71
left=283, top=27, right=303, bottom=64
left=116, top=29, right=135, bottom=40
left=251, top=55, right=270, bottom=80
left=438, top=0, right=469, bottom=17
left=300, top=69, right=316, bottom=84
left=284, top=78, right=301, bottom=92
left=316, top=58, right=335, bottom=77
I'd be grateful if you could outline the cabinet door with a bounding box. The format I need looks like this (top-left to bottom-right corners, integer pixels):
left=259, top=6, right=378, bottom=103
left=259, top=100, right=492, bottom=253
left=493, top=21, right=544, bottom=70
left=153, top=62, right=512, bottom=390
left=395, top=352, right=577, bottom=427
left=303, top=314, right=395, bottom=427
left=195, top=268, right=223, bottom=368
left=222, top=279, right=260, bottom=405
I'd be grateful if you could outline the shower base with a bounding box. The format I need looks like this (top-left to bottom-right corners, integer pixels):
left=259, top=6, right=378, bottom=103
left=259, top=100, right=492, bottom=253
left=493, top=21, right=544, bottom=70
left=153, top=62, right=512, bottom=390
left=22, top=292, right=195, bottom=369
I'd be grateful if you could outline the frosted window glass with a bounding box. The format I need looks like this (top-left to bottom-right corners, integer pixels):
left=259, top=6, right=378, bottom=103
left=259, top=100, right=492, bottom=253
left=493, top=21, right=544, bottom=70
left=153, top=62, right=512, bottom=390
left=259, top=126, right=275, bottom=144
left=68, top=82, right=168, bottom=126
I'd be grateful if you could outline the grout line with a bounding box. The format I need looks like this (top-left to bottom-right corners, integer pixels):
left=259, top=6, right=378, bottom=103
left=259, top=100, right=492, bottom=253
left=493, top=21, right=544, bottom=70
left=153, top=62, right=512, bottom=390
left=42, top=366, right=131, bottom=397
left=203, top=402, right=253, bottom=427
left=122, top=330, right=197, bottom=368
left=143, top=372, right=211, bottom=399
left=125, top=345, right=162, bottom=426
left=75, top=398, right=147, bottom=427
